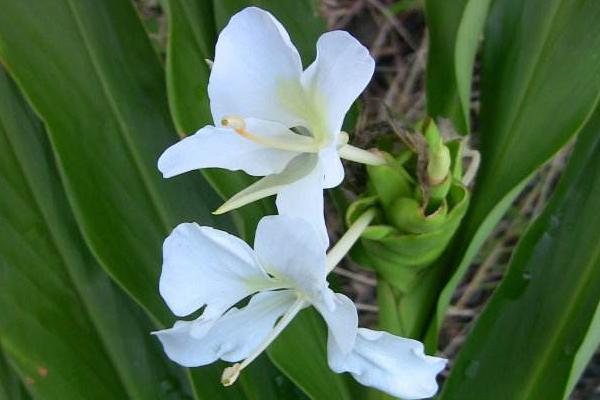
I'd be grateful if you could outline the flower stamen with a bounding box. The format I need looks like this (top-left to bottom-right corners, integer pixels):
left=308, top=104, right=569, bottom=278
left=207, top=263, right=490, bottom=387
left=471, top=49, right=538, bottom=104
left=220, top=297, right=306, bottom=386
left=221, top=363, right=241, bottom=386
left=221, top=116, right=250, bottom=137
left=221, top=115, right=321, bottom=153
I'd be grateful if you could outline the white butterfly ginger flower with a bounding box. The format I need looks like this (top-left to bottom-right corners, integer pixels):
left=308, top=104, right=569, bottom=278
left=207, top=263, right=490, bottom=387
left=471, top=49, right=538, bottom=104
left=158, top=7, right=384, bottom=247
left=153, top=215, right=446, bottom=399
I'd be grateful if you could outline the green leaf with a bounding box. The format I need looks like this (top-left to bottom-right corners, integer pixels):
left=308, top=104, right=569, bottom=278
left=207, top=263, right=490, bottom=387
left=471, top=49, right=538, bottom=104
left=164, top=0, right=271, bottom=241
left=164, top=0, right=216, bottom=131
left=425, top=0, right=492, bottom=134
left=0, top=67, right=191, bottom=400
left=0, top=0, right=242, bottom=397
left=236, top=357, right=287, bottom=400
left=0, top=0, right=229, bottom=324
left=0, top=349, right=29, bottom=400
left=268, top=309, right=352, bottom=400
left=424, top=0, right=600, bottom=347
left=439, top=103, right=600, bottom=400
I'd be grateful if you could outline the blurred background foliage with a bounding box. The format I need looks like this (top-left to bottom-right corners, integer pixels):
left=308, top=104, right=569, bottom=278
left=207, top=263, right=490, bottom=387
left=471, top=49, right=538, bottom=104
left=1, top=0, right=600, bottom=399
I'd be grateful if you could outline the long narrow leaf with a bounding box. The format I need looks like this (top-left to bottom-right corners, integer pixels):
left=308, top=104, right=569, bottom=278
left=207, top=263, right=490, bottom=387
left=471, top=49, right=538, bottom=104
left=440, top=104, right=600, bottom=400
left=0, top=1, right=241, bottom=397
left=425, top=0, right=492, bottom=133
left=0, top=0, right=229, bottom=325
left=424, top=0, right=600, bottom=348
left=0, top=349, right=29, bottom=400
left=0, top=68, right=190, bottom=400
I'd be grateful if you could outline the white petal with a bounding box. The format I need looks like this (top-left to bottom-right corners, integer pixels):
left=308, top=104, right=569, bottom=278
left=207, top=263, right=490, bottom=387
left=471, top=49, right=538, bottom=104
left=254, top=215, right=327, bottom=297
left=328, top=328, right=447, bottom=399
left=301, top=31, right=375, bottom=139
left=313, top=291, right=358, bottom=354
left=276, top=158, right=329, bottom=249
left=320, top=145, right=345, bottom=188
left=154, top=290, right=297, bottom=367
left=159, top=223, right=273, bottom=317
left=215, top=153, right=318, bottom=215
left=158, top=124, right=297, bottom=178
left=209, top=7, right=305, bottom=126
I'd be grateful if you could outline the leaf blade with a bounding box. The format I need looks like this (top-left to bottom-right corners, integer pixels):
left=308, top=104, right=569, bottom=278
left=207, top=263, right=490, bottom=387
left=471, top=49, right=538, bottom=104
left=0, top=0, right=231, bottom=325
left=0, top=349, right=29, bottom=400
left=439, top=103, right=600, bottom=400
left=0, top=1, right=242, bottom=397
left=424, top=0, right=600, bottom=347
left=425, top=0, right=492, bottom=133
left=0, top=67, right=190, bottom=400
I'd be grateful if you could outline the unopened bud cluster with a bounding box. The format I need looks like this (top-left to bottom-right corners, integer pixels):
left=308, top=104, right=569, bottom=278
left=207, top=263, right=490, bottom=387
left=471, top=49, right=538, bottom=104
left=346, top=118, right=470, bottom=294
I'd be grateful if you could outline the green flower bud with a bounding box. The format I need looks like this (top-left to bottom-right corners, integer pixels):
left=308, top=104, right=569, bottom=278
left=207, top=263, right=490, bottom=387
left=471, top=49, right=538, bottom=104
left=423, top=120, right=451, bottom=182
left=428, top=144, right=451, bottom=185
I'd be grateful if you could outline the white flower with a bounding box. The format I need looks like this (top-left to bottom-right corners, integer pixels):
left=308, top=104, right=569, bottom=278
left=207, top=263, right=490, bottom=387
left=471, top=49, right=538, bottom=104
left=153, top=215, right=446, bottom=399
left=157, top=7, right=383, bottom=248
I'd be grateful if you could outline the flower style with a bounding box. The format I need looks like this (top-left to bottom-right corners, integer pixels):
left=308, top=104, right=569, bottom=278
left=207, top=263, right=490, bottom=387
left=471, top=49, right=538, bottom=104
left=153, top=215, right=446, bottom=399
left=157, top=7, right=384, bottom=247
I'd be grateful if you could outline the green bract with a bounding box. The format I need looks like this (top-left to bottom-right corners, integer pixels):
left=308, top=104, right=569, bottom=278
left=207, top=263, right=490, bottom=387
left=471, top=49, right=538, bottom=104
left=346, top=119, right=469, bottom=299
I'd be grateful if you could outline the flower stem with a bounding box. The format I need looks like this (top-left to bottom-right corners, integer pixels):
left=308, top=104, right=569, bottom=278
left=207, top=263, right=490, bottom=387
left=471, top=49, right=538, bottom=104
left=221, top=298, right=306, bottom=386
left=326, top=209, right=377, bottom=274
left=338, top=144, right=387, bottom=166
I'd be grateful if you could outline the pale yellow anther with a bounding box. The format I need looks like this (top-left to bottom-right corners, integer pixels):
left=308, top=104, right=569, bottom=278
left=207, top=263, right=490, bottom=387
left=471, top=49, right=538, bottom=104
left=221, top=115, right=246, bottom=131
left=337, top=131, right=350, bottom=148
left=221, top=363, right=241, bottom=386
